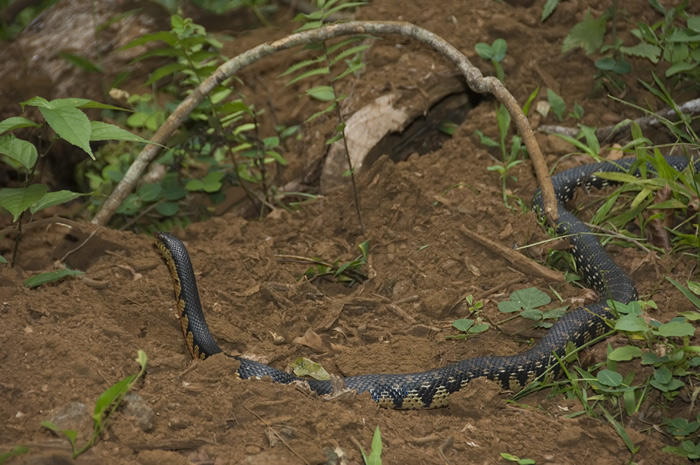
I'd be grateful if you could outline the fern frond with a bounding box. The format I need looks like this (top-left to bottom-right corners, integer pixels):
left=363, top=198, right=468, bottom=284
left=322, top=1, right=367, bottom=20
left=279, top=56, right=325, bottom=78
left=285, top=67, right=330, bottom=86
left=330, top=43, right=371, bottom=66
left=325, top=36, right=363, bottom=54
left=306, top=102, right=337, bottom=123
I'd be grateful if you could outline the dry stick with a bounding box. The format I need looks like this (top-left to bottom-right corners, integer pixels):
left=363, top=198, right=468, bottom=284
left=458, top=224, right=564, bottom=283
left=92, top=21, right=558, bottom=227
left=539, top=97, right=700, bottom=141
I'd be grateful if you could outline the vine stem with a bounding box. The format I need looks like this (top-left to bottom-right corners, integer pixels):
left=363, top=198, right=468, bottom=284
left=92, top=21, right=557, bottom=227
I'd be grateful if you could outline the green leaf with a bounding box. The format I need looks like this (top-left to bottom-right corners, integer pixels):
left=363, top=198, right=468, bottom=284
left=146, top=62, right=185, bottom=85
left=306, top=86, right=336, bottom=101
left=38, top=106, right=93, bottom=158
left=0, top=184, right=48, bottom=221
left=547, top=89, right=566, bottom=121
left=93, top=374, right=136, bottom=420
left=89, top=121, right=150, bottom=144
left=0, top=116, right=40, bottom=135
left=562, top=10, right=607, bottom=55
left=155, top=202, right=179, bottom=216
left=498, top=300, right=521, bottom=313
left=541, top=0, right=559, bottom=22
left=666, top=61, right=697, bottom=77
left=0, top=134, right=38, bottom=170
left=654, top=321, right=695, bottom=338
left=475, top=42, right=493, bottom=60
left=30, top=190, right=84, bottom=214
left=291, top=357, right=331, bottom=380
left=58, top=52, right=104, bottom=73
left=608, top=345, right=643, bottom=361
left=615, top=315, right=649, bottom=333
left=667, top=277, right=700, bottom=309
left=689, top=16, right=700, bottom=33
left=137, top=183, right=162, bottom=202
left=510, top=287, right=550, bottom=310
left=597, top=369, right=623, bottom=387
left=619, top=43, right=661, bottom=63
left=491, top=38, right=507, bottom=62
left=0, top=254, right=7, bottom=264
left=453, top=318, right=475, bottom=332
left=25, top=268, right=84, bottom=288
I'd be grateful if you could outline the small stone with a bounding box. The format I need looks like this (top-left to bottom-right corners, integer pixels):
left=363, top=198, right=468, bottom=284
left=123, top=393, right=155, bottom=432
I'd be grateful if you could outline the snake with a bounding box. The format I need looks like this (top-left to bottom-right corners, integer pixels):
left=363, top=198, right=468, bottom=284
left=154, top=155, right=698, bottom=409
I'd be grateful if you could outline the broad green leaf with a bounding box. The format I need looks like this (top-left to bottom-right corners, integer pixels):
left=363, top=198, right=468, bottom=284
left=689, top=16, right=700, bottom=32
left=0, top=184, right=48, bottom=221
left=155, top=201, right=179, bottom=216
left=93, top=374, right=136, bottom=418
left=0, top=116, right=40, bottom=135
left=562, top=10, right=607, bottom=55
left=654, top=321, right=695, bottom=338
left=615, top=315, right=649, bottom=333
left=0, top=254, right=7, bottom=264
left=547, top=89, right=566, bottom=121
left=38, top=106, right=93, bottom=158
left=474, top=42, right=493, bottom=60
left=306, top=86, right=336, bottom=101
left=0, top=134, right=38, bottom=170
left=666, top=61, right=697, bottom=77
left=597, top=369, right=623, bottom=387
left=25, top=268, right=84, bottom=288
left=498, top=300, right=522, bottom=313
left=30, top=190, right=84, bottom=214
left=291, top=357, right=331, bottom=380
left=491, top=38, right=507, bottom=62
left=619, top=43, right=661, bottom=63
left=510, top=287, right=550, bottom=310
left=89, top=121, right=150, bottom=144
left=137, top=183, right=162, bottom=202
left=453, top=318, right=475, bottom=332
left=608, top=345, right=643, bottom=361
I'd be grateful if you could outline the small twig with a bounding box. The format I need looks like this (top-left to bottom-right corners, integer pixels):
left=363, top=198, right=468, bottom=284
left=243, top=405, right=311, bottom=465
left=59, top=228, right=98, bottom=263
left=92, top=21, right=557, bottom=227
left=539, top=97, right=700, bottom=142
left=0, top=216, right=86, bottom=237
left=458, top=224, right=564, bottom=283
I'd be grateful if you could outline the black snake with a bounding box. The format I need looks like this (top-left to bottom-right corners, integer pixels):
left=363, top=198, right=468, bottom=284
left=155, top=156, right=697, bottom=409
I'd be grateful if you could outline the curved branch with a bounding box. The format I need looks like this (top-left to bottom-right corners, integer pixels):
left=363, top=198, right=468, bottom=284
left=92, top=21, right=557, bottom=226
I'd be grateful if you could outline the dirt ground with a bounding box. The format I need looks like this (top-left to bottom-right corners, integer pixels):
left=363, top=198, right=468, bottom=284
left=1, top=0, right=699, bottom=464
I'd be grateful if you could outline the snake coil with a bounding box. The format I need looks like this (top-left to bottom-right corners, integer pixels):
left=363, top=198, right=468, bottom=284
left=155, top=156, right=698, bottom=409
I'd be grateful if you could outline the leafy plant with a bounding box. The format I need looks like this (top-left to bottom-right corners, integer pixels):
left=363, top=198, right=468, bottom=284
left=475, top=82, right=536, bottom=209
left=500, top=452, right=536, bottom=465
left=475, top=38, right=508, bottom=82
left=293, top=240, right=369, bottom=285
left=0, top=98, right=149, bottom=265
left=497, top=287, right=567, bottom=329
left=42, top=350, right=147, bottom=459
left=360, top=426, right=383, bottom=465
left=559, top=3, right=700, bottom=92
left=279, top=0, right=370, bottom=233
left=447, top=295, right=489, bottom=339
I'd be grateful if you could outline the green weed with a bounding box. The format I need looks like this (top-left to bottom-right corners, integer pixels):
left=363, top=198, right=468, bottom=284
left=360, top=426, right=383, bottom=465
left=42, top=350, right=147, bottom=459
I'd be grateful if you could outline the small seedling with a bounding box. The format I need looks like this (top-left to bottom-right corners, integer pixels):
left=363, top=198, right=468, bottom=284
left=360, top=426, right=383, bottom=465
left=447, top=295, right=489, bottom=339
left=475, top=38, right=508, bottom=82
left=500, top=452, right=536, bottom=464
left=497, top=287, right=567, bottom=329
left=42, top=351, right=147, bottom=459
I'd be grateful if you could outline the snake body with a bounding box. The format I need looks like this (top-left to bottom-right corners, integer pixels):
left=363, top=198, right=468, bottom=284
left=155, top=156, right=698, bottom=409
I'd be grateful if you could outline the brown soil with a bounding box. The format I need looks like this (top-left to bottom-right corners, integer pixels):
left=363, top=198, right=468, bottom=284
left=1, top=1, right=698, bottom=464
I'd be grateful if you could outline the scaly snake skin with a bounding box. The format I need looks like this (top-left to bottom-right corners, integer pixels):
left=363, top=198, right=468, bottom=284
left=155, top=156, right=698, bottom=409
